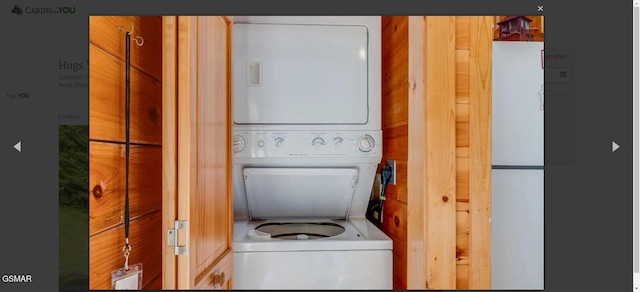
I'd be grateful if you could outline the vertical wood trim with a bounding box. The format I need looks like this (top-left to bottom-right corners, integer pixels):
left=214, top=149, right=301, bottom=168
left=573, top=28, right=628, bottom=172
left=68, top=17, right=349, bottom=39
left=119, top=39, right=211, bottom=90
left=468, top=16, right=493, bottom=290
left=226, top=16, right=234, bottom=254
left=406, top=15, right=426, bottom=290
left=162, top=16, right=177, bottom=290
left=176, top=16, right=198, bottom=290
left=424, top=16, right=457, bottom=289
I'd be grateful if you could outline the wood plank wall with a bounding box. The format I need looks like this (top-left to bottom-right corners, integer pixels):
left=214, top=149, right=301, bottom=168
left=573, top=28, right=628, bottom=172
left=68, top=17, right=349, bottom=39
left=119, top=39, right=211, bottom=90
left=89, top=16, right=163, bottom=290
left=380, top=16, right=409, bottom=290
left=381, top=16, right=492, bottom=290
left=457, top=16, right=493, bottom=290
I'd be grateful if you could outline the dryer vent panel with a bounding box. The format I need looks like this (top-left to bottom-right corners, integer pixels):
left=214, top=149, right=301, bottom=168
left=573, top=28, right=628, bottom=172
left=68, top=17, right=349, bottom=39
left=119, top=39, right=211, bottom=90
left=245, top=60, right=262, bottom=87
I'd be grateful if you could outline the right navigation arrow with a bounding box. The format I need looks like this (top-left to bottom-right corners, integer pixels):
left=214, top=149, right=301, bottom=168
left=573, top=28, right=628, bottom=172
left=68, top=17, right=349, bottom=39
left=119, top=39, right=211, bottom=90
left=612, top=141, right=620, bottom=152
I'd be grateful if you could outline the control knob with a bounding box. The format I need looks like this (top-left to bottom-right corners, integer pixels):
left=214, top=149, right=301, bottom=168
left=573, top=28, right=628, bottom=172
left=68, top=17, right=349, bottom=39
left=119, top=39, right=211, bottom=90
left=233, top=135, right=245, bottom=153
left=358, top=134, right=375, bottom=152
left=333, top=137, right=344, bottom=147
left=312, top=137, right=325, bottom=147
left=274, top=137, right=285, bottom=148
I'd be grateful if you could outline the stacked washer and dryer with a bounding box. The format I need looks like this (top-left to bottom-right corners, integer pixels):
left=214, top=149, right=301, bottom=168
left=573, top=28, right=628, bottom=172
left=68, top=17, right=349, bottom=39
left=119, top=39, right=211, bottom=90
left=231, top=16, right=392, bottom=289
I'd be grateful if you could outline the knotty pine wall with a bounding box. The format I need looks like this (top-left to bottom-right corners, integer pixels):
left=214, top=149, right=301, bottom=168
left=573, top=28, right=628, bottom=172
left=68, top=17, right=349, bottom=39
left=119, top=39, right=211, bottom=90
left=88, top=16, right=163, bottom=290
left=381, top=16, right=492, bottom=290
left=380, top=16, right=409, bottom=290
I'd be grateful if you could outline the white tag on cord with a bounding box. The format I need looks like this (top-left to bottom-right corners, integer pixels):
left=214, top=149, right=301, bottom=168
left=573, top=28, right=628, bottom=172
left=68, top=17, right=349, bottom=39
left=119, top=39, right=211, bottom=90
left=111, top=263, right=143, bottom=290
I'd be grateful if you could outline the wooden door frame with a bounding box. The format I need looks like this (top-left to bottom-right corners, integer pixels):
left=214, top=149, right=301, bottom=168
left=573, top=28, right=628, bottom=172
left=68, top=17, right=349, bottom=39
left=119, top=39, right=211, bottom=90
left=162, top=15, right=178, bottom=290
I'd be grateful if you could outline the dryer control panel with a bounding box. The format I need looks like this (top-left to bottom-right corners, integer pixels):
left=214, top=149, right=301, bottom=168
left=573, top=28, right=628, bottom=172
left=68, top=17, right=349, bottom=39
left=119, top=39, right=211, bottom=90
left=233, top=130, right=382, bottom=159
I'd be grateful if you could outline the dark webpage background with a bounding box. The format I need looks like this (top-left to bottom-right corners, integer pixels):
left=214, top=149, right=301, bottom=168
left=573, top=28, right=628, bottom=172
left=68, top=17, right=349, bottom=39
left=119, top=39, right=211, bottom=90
left=0, top=0, right=631, bottom=291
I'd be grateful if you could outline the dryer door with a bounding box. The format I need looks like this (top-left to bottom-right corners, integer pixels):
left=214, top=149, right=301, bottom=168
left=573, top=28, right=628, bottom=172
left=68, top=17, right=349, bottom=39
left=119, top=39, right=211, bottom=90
left=233, top=23, right=369, bottom=125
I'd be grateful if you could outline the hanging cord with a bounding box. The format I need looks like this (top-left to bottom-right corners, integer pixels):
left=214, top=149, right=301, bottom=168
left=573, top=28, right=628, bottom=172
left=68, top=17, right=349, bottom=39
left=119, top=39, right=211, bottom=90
left=123, top=30, right=132, bottom=271
left=118, top=24, right=142, bottom=272
left=377, top=166, right=392, bottom=227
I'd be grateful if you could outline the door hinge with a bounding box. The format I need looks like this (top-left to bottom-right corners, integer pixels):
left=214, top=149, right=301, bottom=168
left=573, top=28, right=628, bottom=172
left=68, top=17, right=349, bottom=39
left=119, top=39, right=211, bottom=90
left=167, top=220, right=188, bottom=255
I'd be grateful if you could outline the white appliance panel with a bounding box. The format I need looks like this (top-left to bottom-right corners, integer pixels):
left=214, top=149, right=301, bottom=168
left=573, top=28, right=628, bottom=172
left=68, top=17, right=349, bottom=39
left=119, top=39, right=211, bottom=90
left=492, top=41, right=544, bottom=165
left=234, top=250, right=392, bottom=289
left=233, top=130, right=382, bottom=161
left=234, top=163, right=378, bottom=220
left=234, top=23, right=369, bottom=125
left=491, top=169, right=544, bottom=290
left=243, top=168, right=358, bottom=219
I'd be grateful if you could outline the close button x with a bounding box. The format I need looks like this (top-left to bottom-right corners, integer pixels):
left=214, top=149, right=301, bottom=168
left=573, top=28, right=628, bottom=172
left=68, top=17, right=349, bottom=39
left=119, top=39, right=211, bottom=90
left=538, top=6, right=543, bottom=11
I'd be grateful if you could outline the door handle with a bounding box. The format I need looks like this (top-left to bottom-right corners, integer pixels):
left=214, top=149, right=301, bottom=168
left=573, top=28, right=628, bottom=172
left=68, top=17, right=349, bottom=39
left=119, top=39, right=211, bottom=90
left=212, top=272, right=225, bottom=288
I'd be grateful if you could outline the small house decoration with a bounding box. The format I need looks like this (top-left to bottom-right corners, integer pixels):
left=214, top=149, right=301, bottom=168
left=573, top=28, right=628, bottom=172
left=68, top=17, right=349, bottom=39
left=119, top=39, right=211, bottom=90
left=496, top=16, right=535, bottom=41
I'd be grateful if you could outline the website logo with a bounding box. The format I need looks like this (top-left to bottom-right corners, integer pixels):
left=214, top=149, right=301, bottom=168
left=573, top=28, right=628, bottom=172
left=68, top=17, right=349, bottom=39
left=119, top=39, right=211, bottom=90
left=10, top=5, right=76, bottom=15
left=11, top=5, right=23, bottom=15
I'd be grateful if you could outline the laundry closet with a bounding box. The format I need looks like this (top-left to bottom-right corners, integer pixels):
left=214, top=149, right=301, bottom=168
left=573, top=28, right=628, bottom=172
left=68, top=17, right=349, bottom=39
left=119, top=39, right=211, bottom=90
left=87, top=15, right=525, bottom=290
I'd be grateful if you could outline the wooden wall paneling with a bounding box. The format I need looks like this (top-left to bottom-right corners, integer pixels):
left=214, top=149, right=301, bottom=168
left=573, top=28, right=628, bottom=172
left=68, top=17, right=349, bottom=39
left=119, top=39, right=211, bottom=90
left=453, top=16, right=472, bottom=288
left=456, top=261, right=470, bottom=289
left=386, top=161, right=408, bottom=203
left=89, top=211, right=162, bottom=289
left=381, top=15, right=409, bottom=290
left=456, top=157, right=469, bottom=203
left=382, top=16, right=409, bottom=129
left=391, top=232, right=409, bottom=290
left=89, top=16, right=163, bottom=81
left=468, top=16, right=493, bottom=289
left=455, top=49, right=470, bottom=102
left=455, top=208, right=470, bottom=289
left=456, top=103, right=470, bottom=122
left=89, top=44, right=162, bottom=145
left=455, top=16, right=470, bottom=50
left=145, top=273, right=163, bottom=290
left=456, top=205, right=470, bottom=263
left=383, top=15, right=491, bottom=290
left=89, top=142, right=162, bottom=235
left=423, top=16, right=457, bottom=289
left=89, top=15, right=163, bottom=290
left=382, top=124, right=409, bottom=161
left=162, top=15, right=178, bottom=290
left=406, top=15, right=426, bottom=290
left=381, top=198, right=408, bottom=246
left=456, top=146, right=469, bottom=158
left=381, top=196, right=409, bottom=289
left=456, top=122, right=470, bottom=148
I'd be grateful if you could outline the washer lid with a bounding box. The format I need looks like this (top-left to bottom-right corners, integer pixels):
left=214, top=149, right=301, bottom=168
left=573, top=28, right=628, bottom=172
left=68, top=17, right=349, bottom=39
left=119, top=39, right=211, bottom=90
left=243, top=168, right=358, bottom=220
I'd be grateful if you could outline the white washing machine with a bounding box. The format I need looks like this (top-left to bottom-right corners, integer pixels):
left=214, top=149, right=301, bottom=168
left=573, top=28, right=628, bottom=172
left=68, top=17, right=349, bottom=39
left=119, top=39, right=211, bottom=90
left=231, top=16, right=392, bottom=289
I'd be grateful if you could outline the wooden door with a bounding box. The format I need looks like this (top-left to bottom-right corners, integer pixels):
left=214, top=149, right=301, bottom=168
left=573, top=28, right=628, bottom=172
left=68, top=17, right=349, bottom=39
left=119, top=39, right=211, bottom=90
left=162, top=16, right=234, bottom=290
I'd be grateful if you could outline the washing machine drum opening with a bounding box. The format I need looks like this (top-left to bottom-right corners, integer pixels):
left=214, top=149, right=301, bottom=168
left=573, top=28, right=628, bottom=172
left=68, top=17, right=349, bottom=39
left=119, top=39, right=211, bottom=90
left=255, top=222, right=345, bottom=240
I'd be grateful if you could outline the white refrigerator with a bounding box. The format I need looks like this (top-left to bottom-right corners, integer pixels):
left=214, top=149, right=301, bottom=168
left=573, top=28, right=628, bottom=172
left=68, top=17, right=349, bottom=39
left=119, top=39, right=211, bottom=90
left=491, top=41, right=544, bottom=290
